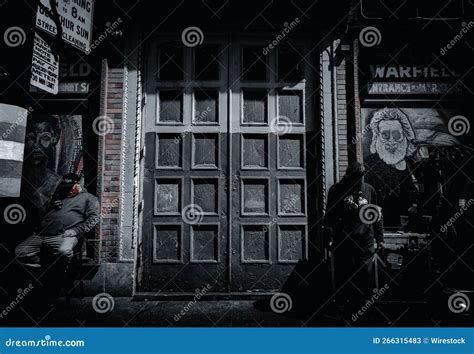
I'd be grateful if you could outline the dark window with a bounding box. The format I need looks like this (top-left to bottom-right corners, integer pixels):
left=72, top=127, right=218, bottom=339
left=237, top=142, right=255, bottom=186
left=159, top=46, right=184, bottom=80
left=278, top=46, right=303, bottom=82
left=360, top=0, right=463, bottom=19
left=417, top=0, right=463, bottom=19
left=242, top=47, right=267, bottom=81
left=195, top=45, right=220, bottom=80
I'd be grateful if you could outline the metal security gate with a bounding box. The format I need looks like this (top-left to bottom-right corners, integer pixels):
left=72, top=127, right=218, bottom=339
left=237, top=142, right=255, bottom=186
left=138, top=37, right=317, bottom=294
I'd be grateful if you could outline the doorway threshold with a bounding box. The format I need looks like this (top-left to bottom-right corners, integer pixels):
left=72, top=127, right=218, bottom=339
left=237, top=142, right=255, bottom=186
left=133, top=292, right=277, bottom=301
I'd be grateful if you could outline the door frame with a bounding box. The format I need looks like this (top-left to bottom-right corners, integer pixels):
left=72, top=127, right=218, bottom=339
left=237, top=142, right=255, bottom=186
left=134, top=33, right=323, bottom=298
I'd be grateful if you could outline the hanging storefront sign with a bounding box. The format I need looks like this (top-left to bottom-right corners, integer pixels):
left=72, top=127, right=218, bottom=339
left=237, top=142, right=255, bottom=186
left=30, top=61, right=93, bottom=94
left=30, top=81, right=90, bottom=94
left=370, top=65, right=457, bottom=79
left=0, top=104, right=29, bottom=197
left=30, top=33, right=59, bottom=95
left=365, top=64, right=462, bottom=96
left=368, top=82, right=462, bottom=95
left=35, top=0, right=94, bottom=53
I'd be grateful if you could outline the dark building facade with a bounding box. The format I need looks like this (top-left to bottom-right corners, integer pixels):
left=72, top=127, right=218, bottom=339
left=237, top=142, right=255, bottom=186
left=0, top=0, right=472, bottom=314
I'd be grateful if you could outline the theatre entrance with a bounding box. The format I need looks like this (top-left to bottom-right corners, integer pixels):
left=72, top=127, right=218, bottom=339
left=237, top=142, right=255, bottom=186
left=138, top=37, right=319, bottom=294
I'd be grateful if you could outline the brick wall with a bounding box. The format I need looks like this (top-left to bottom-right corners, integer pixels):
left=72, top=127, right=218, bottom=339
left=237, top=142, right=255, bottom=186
left=335, top=58, right=349, bottom=178
left=97, top=61, right=125, bottom=263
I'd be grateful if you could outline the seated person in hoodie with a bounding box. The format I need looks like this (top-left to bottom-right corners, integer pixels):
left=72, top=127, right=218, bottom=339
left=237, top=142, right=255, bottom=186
left=15, top=173, right=100, bottom=268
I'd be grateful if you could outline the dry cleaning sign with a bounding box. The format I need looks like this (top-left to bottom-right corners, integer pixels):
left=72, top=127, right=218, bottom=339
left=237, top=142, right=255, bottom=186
left=30, top=33, right=59, bottom=94
left=35, top=0, right=94, bottom=53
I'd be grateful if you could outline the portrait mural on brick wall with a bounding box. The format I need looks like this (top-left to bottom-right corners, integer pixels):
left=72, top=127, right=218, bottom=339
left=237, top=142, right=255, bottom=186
left=362, top=108, right=462, bottom=225
left=21, top=114, right=84, bottom=210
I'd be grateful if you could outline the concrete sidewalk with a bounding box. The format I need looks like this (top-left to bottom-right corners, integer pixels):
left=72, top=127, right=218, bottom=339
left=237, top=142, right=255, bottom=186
left=9, top=298, right=314, bottom=327
left=3, top=297, right=471, bottom=327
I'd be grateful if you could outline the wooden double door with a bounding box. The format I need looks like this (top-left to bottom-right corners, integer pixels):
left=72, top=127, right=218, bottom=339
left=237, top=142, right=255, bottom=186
left=139, top=38, right=318, bottom=294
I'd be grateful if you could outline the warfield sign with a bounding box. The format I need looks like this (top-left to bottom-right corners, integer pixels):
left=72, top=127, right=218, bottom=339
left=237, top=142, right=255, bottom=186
left=367, top=65, right=461, bottom=96
left=36, top=0, right=94, bottom=53
left=368, top=82, right=462, bottom=95
left=370, top=65, right=457, bottom=79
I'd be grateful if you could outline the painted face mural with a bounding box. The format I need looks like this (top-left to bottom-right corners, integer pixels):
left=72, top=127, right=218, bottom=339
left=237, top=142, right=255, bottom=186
left=369, top=109, right=416, bottom=171
left=374, top=120, right=408, bottom=167
left=21, top=115, right=83, bottom=209
left=24, top=120, right=58, bottom=167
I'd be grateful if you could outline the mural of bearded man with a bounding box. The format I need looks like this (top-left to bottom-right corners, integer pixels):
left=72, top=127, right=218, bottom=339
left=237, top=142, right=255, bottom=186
left=364, top=108, right=418, bottom=226
left=369, top=108, right=417, bottom=171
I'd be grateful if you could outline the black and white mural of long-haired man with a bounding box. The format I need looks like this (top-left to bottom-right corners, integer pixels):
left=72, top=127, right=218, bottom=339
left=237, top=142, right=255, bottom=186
left=368, top=108, right=418, bottom=171
left=362, top=108, right=463, bottom=226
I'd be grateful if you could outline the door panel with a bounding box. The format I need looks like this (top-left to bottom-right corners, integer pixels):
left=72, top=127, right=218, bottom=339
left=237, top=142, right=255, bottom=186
left=229, top=41, right=316, bottom=292
left=140, top=41, right=229, bottom=293
left=139, top=38, right=318, bottom=294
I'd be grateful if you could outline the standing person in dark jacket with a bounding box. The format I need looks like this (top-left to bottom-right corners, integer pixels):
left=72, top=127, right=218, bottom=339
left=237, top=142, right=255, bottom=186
left=325, top=162, right=384, bottom=315
left=15, top=173, right=100, bottom=269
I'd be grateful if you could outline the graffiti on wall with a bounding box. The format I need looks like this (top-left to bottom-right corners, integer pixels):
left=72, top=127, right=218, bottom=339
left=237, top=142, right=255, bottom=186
left=21, top=115, right=83, bottom=209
